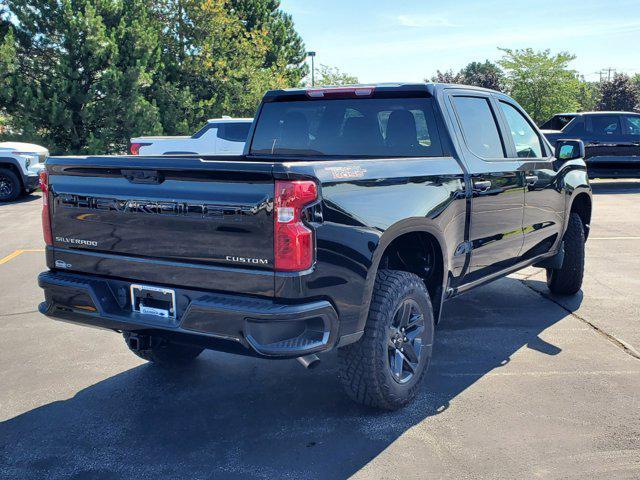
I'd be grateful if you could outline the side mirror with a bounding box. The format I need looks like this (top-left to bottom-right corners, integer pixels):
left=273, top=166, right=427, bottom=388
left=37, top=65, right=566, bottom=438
left=555, top=139, right=585, bottom=161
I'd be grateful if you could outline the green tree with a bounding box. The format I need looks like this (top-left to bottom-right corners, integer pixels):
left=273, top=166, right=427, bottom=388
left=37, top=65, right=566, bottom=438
left=312, top=64, right=359, bottom=86
left=498, top=48, right=580, bottom=124
left=575, top=78, right=600, bottom=112
left=228, top=0, right=307, bottom=84
left=429, top=70, right=461, bottom=84
left=0, top=0, right=307, bottom=151
left=0, top=0, right=163, bottom=153
left=150, top=0, right=306, bottom=135
left=459, top=61, right=504, bottom=91
left=597, top=73, right=639, bottom=112
left=429, top=60, right=504, bottom=91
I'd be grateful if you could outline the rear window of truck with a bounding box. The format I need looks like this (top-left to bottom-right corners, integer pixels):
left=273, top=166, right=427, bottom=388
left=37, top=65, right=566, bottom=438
left=250, top=98, right=443, bottom=157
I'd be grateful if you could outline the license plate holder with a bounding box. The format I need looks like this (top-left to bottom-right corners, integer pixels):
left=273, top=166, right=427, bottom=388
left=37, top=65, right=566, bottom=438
left=130, top=284, right=176, bottom=319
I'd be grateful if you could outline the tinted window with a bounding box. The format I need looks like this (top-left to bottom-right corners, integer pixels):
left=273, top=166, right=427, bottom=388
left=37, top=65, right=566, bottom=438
left=623, top=116, right=640, bottom=136
left=192, top=123, right=216, bottom=139
left=452, top=96, right=505, bottom=159
left=499, top=102, right=543, bottom=158
left=250, top=98, right=443, bottom=157
left=218, top=122, right=251, bottom=142
left=588, top=115, right=621, bottom=136
left=540, top=114, right=577, bottom=131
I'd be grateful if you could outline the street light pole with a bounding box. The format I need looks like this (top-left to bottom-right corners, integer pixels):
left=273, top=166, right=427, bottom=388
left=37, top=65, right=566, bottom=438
left=307, top=51, right=316, bottom=86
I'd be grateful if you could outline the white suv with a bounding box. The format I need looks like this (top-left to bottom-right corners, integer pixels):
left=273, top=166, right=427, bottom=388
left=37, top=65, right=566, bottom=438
left=0, top=142, right=48, bottom=202
left=129, top=118, right=253, bottom=156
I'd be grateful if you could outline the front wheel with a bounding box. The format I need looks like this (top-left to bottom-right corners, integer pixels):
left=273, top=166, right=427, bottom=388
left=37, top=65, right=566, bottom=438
left=0, top=168, right=22, bottom=202
left=338, top=270, right=435, bottom=410
left=546, top=212, right=585, bottom=295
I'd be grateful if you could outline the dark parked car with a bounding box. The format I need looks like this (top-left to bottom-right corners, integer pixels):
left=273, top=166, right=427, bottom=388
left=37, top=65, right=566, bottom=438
left=542, top=111, right=640, bottom=178
left=38, top=83, right=591, bottom=410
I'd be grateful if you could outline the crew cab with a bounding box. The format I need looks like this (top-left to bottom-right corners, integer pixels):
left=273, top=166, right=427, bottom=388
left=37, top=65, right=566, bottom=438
left=0, top=142, right=48, bottom=202
left=129, top=117, right=253, bottom=156
left=38, top=84, right=591, bottom=409
left=541, top=111, right=640, bottom=178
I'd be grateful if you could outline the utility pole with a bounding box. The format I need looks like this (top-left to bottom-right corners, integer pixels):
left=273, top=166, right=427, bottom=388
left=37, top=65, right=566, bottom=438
left=307, top=51, right=316, bottom=86
left=597, top=67, right=617, bottom=81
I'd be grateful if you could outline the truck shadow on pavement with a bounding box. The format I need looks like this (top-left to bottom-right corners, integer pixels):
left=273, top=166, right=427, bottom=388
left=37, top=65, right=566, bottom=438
left=0, top=277, right=578, bottom=480
left=1, top=192, right=42, bottom=205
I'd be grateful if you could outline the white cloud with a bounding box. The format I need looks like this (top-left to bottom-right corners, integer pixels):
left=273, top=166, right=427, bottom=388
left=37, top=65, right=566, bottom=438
left=397, top=14, right=458, bottom=28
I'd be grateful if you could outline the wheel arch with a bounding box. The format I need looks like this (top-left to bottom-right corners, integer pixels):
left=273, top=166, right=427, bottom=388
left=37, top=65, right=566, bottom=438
left=358, top=222, right=450, bottom=331
left=569, top=191, right=592, bottom=239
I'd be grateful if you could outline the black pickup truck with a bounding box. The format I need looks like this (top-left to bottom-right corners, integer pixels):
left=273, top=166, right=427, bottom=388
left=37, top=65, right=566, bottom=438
left=542, top=111, right=640, bottom=178
left=38, top=83, right=592, bottom=410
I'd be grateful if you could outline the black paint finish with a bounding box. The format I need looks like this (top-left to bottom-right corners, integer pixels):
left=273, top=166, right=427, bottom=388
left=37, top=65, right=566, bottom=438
left=39, top=83, right=592, bottom=356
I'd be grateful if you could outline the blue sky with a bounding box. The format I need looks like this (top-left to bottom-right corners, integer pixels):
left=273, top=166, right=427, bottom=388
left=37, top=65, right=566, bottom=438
left=280, top=0, right=640, bottom=83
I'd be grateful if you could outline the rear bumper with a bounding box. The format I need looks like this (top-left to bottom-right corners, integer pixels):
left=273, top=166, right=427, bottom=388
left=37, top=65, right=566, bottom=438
left=38, top=270, right=339, bottom=358
left=586, top=156, right=640, bottom=178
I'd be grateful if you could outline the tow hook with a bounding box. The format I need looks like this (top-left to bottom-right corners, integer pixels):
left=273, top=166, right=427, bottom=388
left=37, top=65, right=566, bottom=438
left=296, top=354, right=320, bottom=369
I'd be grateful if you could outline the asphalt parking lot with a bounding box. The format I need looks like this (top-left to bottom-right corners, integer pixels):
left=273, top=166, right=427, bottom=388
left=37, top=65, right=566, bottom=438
left=1, top=180, right=639, bottom=480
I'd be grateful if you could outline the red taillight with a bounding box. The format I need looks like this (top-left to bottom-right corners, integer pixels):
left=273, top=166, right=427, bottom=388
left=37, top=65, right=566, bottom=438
left=129, top=143, right=144, bottom=155
left=39, top=170, right=53, bottom=246
left=274, top=180, right=318, bottom=271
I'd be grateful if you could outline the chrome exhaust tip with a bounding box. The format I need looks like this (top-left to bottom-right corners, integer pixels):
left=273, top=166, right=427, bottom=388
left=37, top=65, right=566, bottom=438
left=296, top=354, right=320, bottom=369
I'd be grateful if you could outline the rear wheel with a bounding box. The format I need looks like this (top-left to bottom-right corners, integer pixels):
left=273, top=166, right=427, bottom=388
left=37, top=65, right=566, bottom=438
left=546, top=212, right=585, bottom=295
left=123, top=333, right=203, bottom=367
left=0, top=168, right=22, bottom=202
left=338, top=270, right=435, bottom=410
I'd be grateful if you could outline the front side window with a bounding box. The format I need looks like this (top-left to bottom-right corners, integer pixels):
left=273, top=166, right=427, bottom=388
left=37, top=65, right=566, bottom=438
left=623, top=116, right=640, bottom=136
left=499, top=102, right=543, bottom=158
left=452, top=96, right=505, bottom=159
left=250, top=98, right=443, bottom=157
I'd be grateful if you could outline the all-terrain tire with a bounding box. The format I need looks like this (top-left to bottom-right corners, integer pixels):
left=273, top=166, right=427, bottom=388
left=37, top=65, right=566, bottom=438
left=123, top=333, right=204, bottom=367
left=338, top=270, right=435, bottom=410
left=0, top=168, right=22, bottom=202
left=546, top=212, right=585, bottom=295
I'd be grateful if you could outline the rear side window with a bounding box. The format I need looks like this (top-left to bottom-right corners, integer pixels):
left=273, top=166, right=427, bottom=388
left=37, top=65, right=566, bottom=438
left=587, top=115, right=621, bottom=136
left=541, top=115, right=576, bottom=131
left=250, top=98, right=443, bottom=157
left=499, top=102, right=543, bottom=158
left=452, top=96, right=505, bottom=159
left=218, top=123, right=251, bottom=142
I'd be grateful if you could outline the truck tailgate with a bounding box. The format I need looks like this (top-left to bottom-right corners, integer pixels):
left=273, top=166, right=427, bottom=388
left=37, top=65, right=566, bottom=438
left=46, top=156, right=275, bottom=296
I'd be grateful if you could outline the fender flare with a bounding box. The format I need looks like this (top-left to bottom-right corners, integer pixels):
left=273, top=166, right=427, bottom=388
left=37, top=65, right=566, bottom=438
left=355, top=219, right=450, bottom=332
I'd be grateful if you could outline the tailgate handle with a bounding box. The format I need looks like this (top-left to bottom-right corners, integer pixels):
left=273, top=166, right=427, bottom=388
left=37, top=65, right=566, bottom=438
left=122, top=169, right=163, bottom=184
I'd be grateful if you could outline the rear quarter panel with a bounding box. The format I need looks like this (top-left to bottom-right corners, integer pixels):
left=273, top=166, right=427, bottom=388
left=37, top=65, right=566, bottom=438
left=274, top=157, right=467, bottom=337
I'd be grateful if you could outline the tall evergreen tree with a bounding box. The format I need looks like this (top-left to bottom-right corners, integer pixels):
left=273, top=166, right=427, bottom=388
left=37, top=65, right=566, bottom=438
left=0, top=0, right=307, bottom=151
left=0, top=0, right=163, bottom=153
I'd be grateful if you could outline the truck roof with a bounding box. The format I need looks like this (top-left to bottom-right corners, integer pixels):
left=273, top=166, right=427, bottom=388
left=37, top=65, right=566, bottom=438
left=551, top=111, right=639, bottom=116
left=206, top=117, right=253, bottom=123
left=263, top=82, right=502, bottom=102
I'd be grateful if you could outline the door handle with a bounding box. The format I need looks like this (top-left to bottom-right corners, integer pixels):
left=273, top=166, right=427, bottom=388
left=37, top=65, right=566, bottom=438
left=472, top=180, right=492, bottom=192
left=525, top=175, right=538, bottom=186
